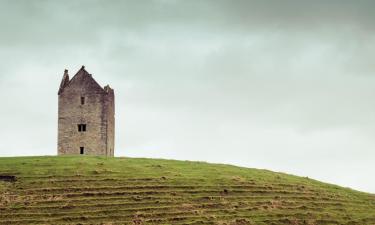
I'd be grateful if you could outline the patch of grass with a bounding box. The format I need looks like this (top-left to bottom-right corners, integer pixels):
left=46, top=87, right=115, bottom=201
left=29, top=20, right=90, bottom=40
left=0, top=156, right=374, bottom=224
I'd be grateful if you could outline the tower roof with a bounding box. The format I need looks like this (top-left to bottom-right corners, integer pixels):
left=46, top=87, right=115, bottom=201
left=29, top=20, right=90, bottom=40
left=58, top=66, right=108, bottom=95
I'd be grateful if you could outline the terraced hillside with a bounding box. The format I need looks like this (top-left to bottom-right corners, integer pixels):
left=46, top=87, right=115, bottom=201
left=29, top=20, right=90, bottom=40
left=0, top=156, right=374, bottom=225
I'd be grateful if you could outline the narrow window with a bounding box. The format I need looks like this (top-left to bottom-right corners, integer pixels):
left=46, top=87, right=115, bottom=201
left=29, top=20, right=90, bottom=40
left=81, top=97, right=85, bottom=105
left=78, top=124, right=87, bottom=132
left=80, top=147, right=84, bottom=155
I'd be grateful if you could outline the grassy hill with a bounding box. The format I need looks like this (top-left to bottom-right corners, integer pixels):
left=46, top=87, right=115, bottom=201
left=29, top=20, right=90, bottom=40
left=0, top=156, right=374, bottom=225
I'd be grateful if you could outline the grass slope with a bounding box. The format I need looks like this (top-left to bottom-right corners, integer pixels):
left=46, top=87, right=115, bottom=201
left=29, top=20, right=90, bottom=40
left=0, top=156, right=374, bottom=225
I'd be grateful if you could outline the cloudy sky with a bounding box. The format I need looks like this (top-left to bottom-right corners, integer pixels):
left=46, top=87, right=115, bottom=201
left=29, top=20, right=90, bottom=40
left=1, top=0, right=375, bottom=193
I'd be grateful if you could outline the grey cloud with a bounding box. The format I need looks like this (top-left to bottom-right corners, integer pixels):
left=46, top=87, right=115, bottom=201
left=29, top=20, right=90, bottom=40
left=1, top=0, right=375, bottom=48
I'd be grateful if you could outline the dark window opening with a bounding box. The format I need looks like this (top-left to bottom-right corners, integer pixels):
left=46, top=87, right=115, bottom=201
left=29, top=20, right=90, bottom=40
left=80, top=147, right=84, bottom=155
left=81, top=97, right=85, bottom=105
left=78, top=124, right=87, bottom=132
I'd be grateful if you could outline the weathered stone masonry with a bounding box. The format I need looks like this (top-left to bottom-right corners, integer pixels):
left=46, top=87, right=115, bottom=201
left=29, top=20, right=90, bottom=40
left=58, top=66, right=115, bottom=156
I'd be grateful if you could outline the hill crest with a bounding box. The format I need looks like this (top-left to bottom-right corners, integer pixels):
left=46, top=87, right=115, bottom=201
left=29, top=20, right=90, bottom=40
left=0, top=156, right=375, bottom=224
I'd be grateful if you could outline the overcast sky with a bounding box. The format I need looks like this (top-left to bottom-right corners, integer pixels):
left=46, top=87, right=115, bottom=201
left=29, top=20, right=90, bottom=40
left=0, top=0, right=375, bottom=193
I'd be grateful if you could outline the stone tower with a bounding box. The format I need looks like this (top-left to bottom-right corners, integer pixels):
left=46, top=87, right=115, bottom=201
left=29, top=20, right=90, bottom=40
left=57, top=66, right=115, bottom=156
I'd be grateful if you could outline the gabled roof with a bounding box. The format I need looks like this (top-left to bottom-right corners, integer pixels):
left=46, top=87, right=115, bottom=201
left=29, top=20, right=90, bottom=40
left=58, top=66, right=109, bottom=95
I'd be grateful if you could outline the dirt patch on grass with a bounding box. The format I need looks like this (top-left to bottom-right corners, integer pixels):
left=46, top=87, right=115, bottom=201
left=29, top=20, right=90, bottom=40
left=0, top=175, right=16, bottom=182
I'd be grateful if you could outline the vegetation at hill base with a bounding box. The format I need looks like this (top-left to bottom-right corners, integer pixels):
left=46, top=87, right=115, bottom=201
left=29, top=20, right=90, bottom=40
left=0, top=156, right=374, bottom=225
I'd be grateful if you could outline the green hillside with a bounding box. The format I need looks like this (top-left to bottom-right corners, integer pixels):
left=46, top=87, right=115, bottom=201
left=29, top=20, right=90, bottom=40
left=0, top=156, right=374, bottom=225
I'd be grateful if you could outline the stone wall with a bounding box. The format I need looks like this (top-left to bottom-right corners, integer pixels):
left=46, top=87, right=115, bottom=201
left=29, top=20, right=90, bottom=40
left=104, top=85, right=115, bottom=156
left=57, top=67, right=115, bottom=156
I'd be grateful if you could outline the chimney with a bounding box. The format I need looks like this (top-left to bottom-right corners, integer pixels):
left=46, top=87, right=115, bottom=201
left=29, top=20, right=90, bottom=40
left=58, top=69, right=70, bottom=95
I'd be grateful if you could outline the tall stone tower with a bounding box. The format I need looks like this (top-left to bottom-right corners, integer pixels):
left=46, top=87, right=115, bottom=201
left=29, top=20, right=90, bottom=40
left=57, top=66, right=115, bottom=156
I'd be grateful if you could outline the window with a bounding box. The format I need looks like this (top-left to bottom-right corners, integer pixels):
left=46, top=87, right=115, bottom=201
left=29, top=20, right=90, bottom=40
left=78, top=124, right=86, bottom=132
left=81, top=97, right=85, bottom=105
left=80, top=147, right=84, bottom=155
